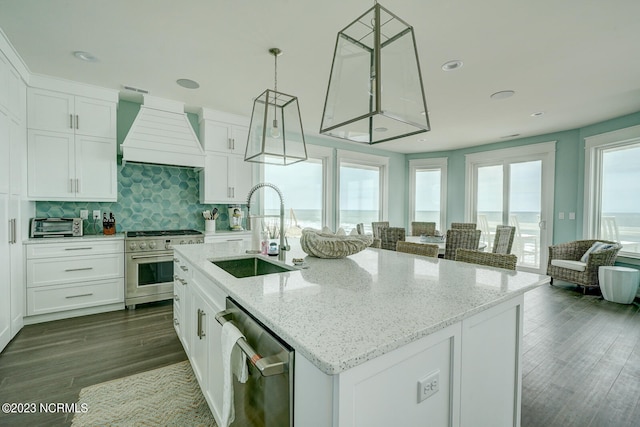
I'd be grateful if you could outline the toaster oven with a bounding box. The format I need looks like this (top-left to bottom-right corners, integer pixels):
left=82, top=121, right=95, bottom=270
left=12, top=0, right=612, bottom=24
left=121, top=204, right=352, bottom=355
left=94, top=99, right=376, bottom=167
left=30, top=217, right=83, bottom=238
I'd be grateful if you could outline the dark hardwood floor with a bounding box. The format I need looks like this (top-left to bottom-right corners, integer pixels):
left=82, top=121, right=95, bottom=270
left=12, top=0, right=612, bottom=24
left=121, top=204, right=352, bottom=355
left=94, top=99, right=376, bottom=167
left=521, top=282, right=640, bottom=427
left=0, top=284, right=639, bottom=427
left=0, top=301, right=186, bottom=427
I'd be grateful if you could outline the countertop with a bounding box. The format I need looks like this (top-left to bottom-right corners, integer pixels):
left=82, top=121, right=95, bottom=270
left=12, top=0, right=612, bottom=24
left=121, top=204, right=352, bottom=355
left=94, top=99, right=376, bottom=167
left=25, top=233, right=125, bottom=244
left=173, top=239, right=549, bottom=375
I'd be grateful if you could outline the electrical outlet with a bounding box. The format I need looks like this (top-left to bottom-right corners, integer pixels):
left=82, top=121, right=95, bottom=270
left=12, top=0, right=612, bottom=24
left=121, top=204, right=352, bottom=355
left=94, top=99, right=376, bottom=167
left=417, top=370, right=439, bottom=403
left=93, top=210, right=101, bottom=220
left=80, top=210, right=88, bottom=220
left=558, top=212, right=565, bottom=220
left=569, top=212, right=576, bottom=220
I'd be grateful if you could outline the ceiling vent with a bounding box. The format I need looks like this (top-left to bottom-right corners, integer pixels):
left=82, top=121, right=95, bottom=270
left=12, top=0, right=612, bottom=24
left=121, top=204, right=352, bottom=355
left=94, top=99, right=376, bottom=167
left=120, top=95, right=204, bottom=168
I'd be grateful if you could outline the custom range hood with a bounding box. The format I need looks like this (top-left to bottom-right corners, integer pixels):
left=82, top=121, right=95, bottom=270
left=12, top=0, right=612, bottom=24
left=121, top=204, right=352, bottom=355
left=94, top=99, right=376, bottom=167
left=121, top=95, right=205, bottom=168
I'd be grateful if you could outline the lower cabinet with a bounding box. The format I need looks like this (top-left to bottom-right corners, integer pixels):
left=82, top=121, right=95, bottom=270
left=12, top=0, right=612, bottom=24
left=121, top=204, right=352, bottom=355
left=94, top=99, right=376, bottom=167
left=25, top=238, right=124, bottom=322
left=173, top=257, right=226, bottom=426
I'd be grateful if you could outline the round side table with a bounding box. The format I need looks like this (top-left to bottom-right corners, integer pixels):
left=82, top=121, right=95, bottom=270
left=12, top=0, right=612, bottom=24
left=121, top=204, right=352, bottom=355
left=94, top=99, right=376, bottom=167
left=598, top=266, right=639, bottom=304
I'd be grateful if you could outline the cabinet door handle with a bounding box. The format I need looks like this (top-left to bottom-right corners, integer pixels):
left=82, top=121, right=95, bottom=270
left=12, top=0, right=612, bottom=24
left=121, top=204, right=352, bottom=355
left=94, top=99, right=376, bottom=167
left=75, top=114, right=79, bottom=129
left=231, top=138, right=235, bottom=150
left=8, top=218, right=16, bottom=244
left=174, top=294, right=180, bottom=302
left=232, top=187, right=235, bottom=198
left=70, top=114, right=74, bottom=129
left=64, top=267, right=94, bottom=272
left=65, top=293, right=93, bottom=299
left=70, top=178, right=74, bottom=193
left=197, top=309, right=206, bottom=339
left=228, top=138, right=232, bottom=150
left=76, top=178, right=80, bottom=193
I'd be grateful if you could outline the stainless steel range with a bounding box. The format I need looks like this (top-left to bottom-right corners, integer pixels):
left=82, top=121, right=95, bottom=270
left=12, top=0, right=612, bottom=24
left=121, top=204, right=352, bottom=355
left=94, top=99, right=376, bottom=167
left=125, top=229, right=203, bottom=309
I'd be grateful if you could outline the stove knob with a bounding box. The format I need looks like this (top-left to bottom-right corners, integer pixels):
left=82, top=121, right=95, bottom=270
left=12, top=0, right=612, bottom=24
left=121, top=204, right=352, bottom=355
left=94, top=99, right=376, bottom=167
left=188, top=239, right=194, bottom=244
left=139, top=242, right=147, bottom=249
left=129, top=242, right=137, bottom=250
left=148, top=241, right=156, bottom=249
left=180, top=240, right=186, bottom=245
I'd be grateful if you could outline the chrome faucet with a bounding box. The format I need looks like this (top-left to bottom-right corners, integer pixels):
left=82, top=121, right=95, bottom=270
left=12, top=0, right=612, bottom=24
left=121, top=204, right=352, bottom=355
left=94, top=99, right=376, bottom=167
left=246, top=183, right=289, bottom=261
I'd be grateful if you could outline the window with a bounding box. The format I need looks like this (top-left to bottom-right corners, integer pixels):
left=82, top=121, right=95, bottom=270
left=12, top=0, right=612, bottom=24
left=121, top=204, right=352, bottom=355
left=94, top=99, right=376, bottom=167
left=409, top=158, right=447, bottom=232
left=585, top=125, right=640, bottom=257
left=263, top=146, right=333, bottom=232
left=338, top=150, right=388, bottom=234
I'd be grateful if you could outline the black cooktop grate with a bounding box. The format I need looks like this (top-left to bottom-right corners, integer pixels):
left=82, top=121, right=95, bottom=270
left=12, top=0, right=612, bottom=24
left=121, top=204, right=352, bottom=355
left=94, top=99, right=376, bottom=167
left=126, top=229, right=202, bottom=238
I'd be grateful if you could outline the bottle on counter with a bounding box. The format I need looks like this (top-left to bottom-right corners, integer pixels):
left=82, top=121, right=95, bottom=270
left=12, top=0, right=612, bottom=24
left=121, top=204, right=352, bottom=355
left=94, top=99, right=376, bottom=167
left=261, top=231, right=269, bottom=255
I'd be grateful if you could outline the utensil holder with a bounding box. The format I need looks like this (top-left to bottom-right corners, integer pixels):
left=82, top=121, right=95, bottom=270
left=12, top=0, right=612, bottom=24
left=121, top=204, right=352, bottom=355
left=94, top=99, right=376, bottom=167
left=205, top=220, right=216, bottom=233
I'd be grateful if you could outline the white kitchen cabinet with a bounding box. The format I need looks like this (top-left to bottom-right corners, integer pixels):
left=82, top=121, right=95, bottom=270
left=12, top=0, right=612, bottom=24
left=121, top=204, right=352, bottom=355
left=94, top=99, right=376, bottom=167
left=26, top=86, right=117, bottom=201
left=199, top=110, right=249, bottom=155
left=0, top=193, right=11, bottom=352
left=27, top=88, right=116, bottom=138
left=203, top=231, right=251, bottom=245
left=25, top=238, right=125, bottom=322
left=198, top=108, right=254, bottom=204
left=27, top=130, right=117, bottom=201
left=199, top=153, right=253, bottom=204
left=174, top=255, right=226, bottom=426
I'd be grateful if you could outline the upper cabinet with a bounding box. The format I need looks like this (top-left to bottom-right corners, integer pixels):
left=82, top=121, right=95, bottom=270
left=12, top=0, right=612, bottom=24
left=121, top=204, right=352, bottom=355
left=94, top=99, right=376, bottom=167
left=198, top=108, right=254, bottom=204
left=201, top=118, right=249, bottom=155
left=27, top=88, right=116, bottom=138
left=26, top=85, right=118, bottom=201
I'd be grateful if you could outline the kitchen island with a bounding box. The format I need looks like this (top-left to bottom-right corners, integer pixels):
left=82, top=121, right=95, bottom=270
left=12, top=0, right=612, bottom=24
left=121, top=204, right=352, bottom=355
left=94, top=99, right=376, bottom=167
left=173, top=239, right=549, bottom=427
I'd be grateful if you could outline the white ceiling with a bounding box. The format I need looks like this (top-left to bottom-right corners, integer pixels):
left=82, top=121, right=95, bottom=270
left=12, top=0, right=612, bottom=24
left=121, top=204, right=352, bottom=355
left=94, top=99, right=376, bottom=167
left=1, top=0, right=639, bottom=154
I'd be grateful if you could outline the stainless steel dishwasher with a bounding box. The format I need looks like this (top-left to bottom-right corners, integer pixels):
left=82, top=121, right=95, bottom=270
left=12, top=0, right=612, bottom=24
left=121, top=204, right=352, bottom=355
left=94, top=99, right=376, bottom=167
left=215, top=297, right=294, bottom=427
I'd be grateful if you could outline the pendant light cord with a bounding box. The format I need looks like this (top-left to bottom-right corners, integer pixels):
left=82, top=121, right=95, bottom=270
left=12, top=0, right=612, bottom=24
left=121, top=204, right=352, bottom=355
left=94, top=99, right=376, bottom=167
left=273, top=50, right=278, bottom=124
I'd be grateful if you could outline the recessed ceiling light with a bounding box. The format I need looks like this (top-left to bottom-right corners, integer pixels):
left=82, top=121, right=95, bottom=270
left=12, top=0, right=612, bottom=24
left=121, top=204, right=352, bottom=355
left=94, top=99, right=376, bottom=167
left=531, top=111, right=544, bottom=117
left=73, top=51, right=98, bottom=62
left=176, top=78, right=200, bottom=89
left=490, top=90, right=515, bottom=100
left=374, top=127, right=388, bottom=132
left=441, top=60, right=463, bottom=71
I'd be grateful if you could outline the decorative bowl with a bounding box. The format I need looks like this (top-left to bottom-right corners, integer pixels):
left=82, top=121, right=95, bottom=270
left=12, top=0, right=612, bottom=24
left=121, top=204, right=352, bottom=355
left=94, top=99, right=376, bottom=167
left=300, top=228, right=373, bottom=259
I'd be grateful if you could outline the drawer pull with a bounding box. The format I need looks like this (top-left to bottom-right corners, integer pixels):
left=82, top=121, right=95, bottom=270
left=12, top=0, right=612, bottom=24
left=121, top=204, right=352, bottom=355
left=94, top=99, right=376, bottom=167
left=174, top=318, right=179, bottom=326
left=64, top=247, right=93, bottom=251
left=65, top=293, right=94, bottom=299
left=174, top=294, right=180, bottom=301
left=64, top=267, right=94, bottom=272
left=180, top=265, right=188, bottom=271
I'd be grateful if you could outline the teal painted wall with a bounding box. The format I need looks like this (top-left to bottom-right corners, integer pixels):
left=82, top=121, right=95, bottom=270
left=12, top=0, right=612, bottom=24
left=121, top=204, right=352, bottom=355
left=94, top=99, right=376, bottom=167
left=407, top=110, right=640, bottom=246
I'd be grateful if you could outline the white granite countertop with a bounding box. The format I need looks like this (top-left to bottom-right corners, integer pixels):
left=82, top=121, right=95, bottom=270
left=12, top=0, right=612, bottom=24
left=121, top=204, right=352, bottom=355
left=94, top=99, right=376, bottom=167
left=174, top=239, right=549, bottom=375
left=24, top=233, right=125, bottom=244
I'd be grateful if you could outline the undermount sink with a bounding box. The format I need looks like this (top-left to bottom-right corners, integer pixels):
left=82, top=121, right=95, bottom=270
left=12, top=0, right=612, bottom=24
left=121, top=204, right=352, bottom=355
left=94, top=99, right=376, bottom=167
left=212, top=256, right=294, bottom=278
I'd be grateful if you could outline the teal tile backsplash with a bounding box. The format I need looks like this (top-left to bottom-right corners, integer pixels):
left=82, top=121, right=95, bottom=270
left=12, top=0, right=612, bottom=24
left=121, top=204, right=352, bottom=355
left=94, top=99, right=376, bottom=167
left=36, top=163, right=240, bottom=234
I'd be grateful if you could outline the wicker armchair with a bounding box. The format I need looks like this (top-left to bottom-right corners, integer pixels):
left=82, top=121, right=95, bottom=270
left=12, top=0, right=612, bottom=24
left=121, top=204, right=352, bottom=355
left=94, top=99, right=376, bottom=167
left=451, top=222, right=477, bottom=230
left=444, top=229, right=481, bottom=260
left=371, top=221, right=389, bottom=239
left=380, top=227, right=405, bottom=251
left=492, top=225, right=515, bottom=254
left=455, top=249, right=517, bottom=270
left=370, top=238, right=381, bottom=249
left=411, top=222, right=436, bottom=236
left=396, top=241, right=439, bottom=258
left=546, top=239, right=622, bottom=293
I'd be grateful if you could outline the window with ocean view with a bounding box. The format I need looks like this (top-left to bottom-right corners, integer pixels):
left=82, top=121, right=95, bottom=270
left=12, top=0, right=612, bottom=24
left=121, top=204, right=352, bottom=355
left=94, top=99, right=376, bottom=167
left=264, top=158, right=324, bottom=232
left=339, top=157, right=385, bottom=234
left=410, top=158, right=447, bottom=232
left=585, top=126, right=640, bottom=257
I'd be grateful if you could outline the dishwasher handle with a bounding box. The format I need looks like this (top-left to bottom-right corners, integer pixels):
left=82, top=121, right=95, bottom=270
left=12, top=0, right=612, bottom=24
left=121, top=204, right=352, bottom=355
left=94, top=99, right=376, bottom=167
left=215, top=308, right=288, bottom=377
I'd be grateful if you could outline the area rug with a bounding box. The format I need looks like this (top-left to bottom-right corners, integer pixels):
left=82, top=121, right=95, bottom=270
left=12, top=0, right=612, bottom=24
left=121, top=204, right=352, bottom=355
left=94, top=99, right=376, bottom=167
left=71, top=360, right=217, bottom=426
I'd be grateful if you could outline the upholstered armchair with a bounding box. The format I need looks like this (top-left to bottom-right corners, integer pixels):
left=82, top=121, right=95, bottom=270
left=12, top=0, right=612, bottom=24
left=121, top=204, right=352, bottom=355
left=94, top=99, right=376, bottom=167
left=546, top=239, right=622, bottom=293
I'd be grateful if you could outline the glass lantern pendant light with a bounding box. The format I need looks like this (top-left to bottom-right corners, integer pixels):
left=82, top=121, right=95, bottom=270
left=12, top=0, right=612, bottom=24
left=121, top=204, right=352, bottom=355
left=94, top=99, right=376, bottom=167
left=245, top=48, right=308, bottom=165
left=320, top=2, right=430, bottom=144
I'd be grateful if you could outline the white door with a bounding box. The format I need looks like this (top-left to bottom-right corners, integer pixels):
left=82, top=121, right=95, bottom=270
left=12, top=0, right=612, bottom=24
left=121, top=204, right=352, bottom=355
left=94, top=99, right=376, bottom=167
left=467, top=142, right=555, bottom=273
